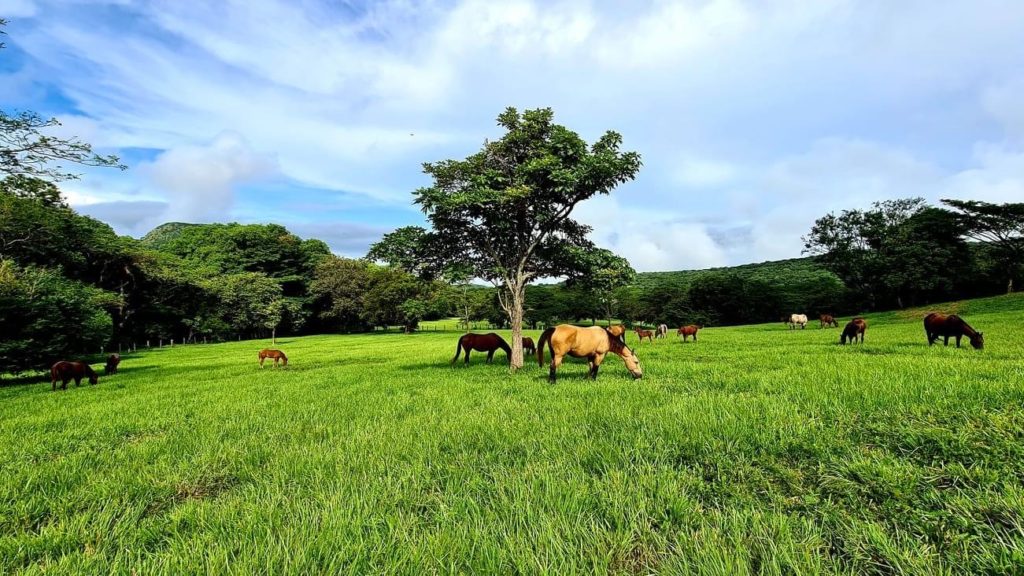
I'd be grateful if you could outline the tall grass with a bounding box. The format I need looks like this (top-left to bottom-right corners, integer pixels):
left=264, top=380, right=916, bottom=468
left=2, top=294, right=1023, bottom=574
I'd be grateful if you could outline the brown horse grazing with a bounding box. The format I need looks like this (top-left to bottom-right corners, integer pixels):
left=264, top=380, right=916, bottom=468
left=452, top=333, right=511, bottom=364
left=522, top=336, right=536, bottom=356
left=634, top=327, right=655, bottom=343
left=819, top=314, right=839, bottom=328
left=538, top=325, right=642, bottom=383
left=924, top=313, right=984, bottom=349
left=51, top=361, right=98, bottom=390
left=677, top=325, right=701, bottom=342
left=840, top=318, right=867, bottom=345
left=258, top=349, right=288, bottom=368
left=104, top=353, right=121, bottom=375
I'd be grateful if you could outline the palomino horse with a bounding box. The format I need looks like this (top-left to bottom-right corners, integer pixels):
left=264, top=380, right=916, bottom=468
left=677, top=325, right=701, bottom=342
left=452, top=333, right=511, bottom=364
left=634, top=327, right=655, bottom=343
left=788, top=314, right=808, bottom=329
left=924, top=313, right=984, bottom=349
left=105, top=353, right=121, bottom=375
left=51, top=361, right=98, bottom=390
left=258, top=349, right=288, bottom=368
left=819, top=314, right=839, bottom=328
left=840, top=318, right=867, bottom=344
left=656, top=324, right=668, bottom=339
left=522, top=336, right=536, bottom=356
left=537, top=325, right=642, bottom=383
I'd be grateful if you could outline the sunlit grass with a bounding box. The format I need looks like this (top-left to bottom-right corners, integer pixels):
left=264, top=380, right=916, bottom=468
left=1, top=294, right=1023, bottom=574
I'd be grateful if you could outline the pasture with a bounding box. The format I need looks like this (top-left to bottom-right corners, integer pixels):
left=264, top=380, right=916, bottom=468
left=2, top=295, right=1023, bottom=574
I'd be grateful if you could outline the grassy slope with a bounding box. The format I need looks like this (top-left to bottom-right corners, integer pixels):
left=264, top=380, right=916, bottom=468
left=1, top=295, right=1023, bottom=574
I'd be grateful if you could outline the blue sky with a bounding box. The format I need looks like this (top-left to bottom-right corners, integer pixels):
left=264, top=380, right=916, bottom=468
left=3, top=0, right=1024, bottom=271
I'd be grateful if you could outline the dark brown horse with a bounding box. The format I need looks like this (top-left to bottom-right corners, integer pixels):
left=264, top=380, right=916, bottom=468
left=677, top=325, right=701, bottom=342
left=104, top=353, right=121, bottom=375
left=634, top=327, right=655, bottom=343
left=522, top=336, right=536, bottom=356
left=840, top=318, right=867, bottom=345
left=924, top=313, right=984, bottom=349
left=452, top=333, right=511, bottom=364
left=537, top=325, right=642, bottom=383
left=819, top=314, right=839, bottom=328
left=51, top=361, right=98, bottom=390
left=258, top=349, right=288, bottom=367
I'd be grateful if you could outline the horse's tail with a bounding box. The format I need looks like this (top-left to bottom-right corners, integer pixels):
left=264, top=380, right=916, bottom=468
left=451, top=336, right=464, bottom=363
left=537, top=327, right=555, bottom=367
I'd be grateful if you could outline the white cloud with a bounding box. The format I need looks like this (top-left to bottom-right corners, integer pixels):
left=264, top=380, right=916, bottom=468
left=673, top=155, right=737, bottom=187
left=140, top=132, right=276, bottom=222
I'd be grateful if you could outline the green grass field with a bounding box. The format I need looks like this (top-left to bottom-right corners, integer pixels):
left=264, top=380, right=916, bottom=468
left=2, top=295, right=1024, bottom=574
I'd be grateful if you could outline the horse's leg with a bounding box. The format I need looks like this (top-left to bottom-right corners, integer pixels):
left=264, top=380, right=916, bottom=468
left=549, top=354, right=563, bottom=384
left=943, top=335, right=949, bottom=346
left=464, top=348, right=471, bottom=364
left=62, top=377, right=69, bottom=390
left=486, top=349, right=495, bottom=363
left=260, top=356, right=265, bottom=368
left=693, top=332, right=697, bottom=342
left=74, top=376, right=81, bottom=387
left=956, top=335, right=962, bottom=348
left=591, top=353, right=606, bottom=380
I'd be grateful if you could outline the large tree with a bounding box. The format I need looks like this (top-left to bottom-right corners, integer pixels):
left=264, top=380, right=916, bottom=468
left=941, top=199, right=1024, bottom=293
left=396, top=107, right=641, bottom=369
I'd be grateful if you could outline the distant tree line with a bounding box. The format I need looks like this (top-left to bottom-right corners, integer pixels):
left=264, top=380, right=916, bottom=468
left=3, top=177, right=1021, bottom=375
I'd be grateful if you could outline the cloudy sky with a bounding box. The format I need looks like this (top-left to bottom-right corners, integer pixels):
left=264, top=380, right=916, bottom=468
left=3, top=0, right=1023, bottom=271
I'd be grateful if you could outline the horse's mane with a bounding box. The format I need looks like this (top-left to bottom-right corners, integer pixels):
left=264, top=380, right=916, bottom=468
left=950, top=315, right=979, bottom=336
left=604, top=327, right=629, bottom=354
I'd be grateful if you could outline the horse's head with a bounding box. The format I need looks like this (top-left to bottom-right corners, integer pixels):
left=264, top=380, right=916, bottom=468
left=608, top=334, right=642, bottom=379
left=970, top=332, right=984, bottom=350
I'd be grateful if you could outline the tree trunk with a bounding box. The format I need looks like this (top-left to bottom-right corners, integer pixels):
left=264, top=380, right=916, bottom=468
left=272, top=327, right=276, bottom=345
left=508, top=280, right=526, bottom=370
left=1008, top=277, right=1014, bottom=294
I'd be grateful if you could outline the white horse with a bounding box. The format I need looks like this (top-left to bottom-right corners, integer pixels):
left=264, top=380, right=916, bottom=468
left=788, top=314, right=808, bottom=330
left=655, top=324, right=668, bottom=338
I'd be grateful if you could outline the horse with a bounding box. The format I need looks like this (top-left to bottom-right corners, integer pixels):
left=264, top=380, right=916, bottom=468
left=452, top=333, right=511, bottom=364
left=924, top=313, right=984, bottom=349
left=656, top=324, right=668, bottom=339
left=819, top=314, right=839, bottom=328
left=104, top=353, right=121, bottom=375
left=788, top=314, right=808, bottom=329
left=522, top=336, right=536, bottom=355
left=634, top=327, right=655, bottom=343
left=51, top=361, right=98, bottom=390
left=677, top=324, right=701, bottom=342
left=258, top=349, right=288, bottom=368
left=537, top=325, right=642, bottom=383
left=840, top=318, right=867, bottom=344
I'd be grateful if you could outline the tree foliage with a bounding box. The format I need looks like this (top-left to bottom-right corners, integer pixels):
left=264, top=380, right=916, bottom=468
left=403, top=107, right=642, bottom=368
left=941, top=198, right=1024, bottom=293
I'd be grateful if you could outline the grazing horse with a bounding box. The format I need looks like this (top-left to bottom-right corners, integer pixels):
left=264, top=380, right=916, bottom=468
left=840, top=318, right=867, bottom=344
left=924, top=313, right=984, bottom=349
left=51, top=361, right=98, bottom=391
left=537, top=325, right=642, bottom=383
left=677, top=324, right=701, bottom=342
left=258, top=349, right=288, bottom=368
left=788, top=314, right=808, bottom=330
left=819, top=314, right=839, bottom=328
left=452, top=333, right=511, bottom=364
left=634, top=327, right=655, bottom=343
left=104, top=353, right=121, bottom=375
left=656, top=324, right=668, bottom=339
left=522, top=336, right=536, bottom=356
